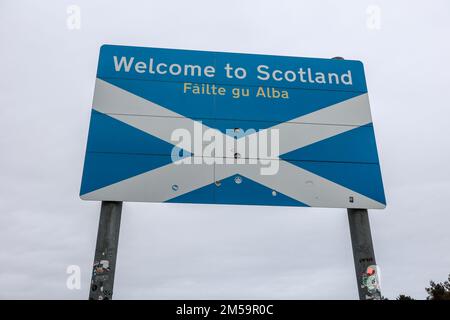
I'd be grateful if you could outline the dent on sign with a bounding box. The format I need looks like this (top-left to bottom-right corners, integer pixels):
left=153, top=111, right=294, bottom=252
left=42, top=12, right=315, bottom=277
left=80, top=45, right=386, bottom=209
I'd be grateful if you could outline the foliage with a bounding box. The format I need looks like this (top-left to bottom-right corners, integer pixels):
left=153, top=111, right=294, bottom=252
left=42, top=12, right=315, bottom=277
left=425, top=274, right=450, bottom=300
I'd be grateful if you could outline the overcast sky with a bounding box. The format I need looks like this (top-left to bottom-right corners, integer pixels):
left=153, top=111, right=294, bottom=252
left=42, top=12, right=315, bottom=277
left=1, top=0, right=450, bottom=300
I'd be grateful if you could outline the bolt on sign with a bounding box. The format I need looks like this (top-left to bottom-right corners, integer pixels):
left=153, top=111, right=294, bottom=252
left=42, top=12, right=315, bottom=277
left=80, top=45, right=386, bottom=209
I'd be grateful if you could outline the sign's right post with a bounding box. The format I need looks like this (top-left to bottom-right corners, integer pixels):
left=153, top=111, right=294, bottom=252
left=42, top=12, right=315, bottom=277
left=347, top=208, right=381, bottom=300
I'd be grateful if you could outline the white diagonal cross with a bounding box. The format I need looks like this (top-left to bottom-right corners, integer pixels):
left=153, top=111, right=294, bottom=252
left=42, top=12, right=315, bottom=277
left=82, top=79, right=384, bottom=208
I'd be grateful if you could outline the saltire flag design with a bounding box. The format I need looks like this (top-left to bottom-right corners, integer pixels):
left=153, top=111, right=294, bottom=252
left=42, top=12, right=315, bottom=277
left=80, top=45, right=386, bottom=209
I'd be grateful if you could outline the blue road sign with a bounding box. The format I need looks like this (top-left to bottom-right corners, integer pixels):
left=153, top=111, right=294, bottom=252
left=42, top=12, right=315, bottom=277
left=80, top=45, right=386, bottom=209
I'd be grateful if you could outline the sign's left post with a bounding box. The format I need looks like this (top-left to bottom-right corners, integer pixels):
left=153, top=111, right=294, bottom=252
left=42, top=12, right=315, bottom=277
left=89, top=201, right=123, bottom=300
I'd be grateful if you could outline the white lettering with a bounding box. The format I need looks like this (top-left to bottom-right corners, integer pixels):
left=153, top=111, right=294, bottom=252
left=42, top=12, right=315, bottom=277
left=113, top=56, right=134, bottom=72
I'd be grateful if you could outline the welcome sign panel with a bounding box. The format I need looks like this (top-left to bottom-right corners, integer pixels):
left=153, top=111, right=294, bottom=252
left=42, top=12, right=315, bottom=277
left=80, top=45, right=386, bottom=209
